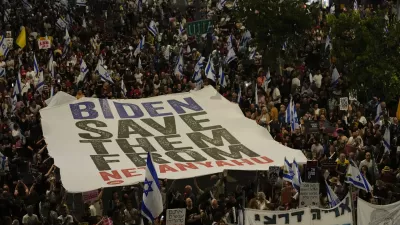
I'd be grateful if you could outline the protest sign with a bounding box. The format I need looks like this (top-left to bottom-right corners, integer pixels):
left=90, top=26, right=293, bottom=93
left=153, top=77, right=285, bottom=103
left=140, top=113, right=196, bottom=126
left=268, top=166, right=280, bottom=185
left=40, top=87, right=307, bottom=192
left=357, top=197, right=400, bottom=225
left=340, top=97, right=349, bottom=111
left=305, top=160, right=318, bottom=182
left=82, top=190, right=98, bottom=203
left=246, top=194, right=352, bottom=225
left=38, top=37, right=51, bottom=49
left=304, top=120, right=320, bottom=134
left=166, top=208, right=186, bottom=225
left=299, top=182, right=319, bottom=207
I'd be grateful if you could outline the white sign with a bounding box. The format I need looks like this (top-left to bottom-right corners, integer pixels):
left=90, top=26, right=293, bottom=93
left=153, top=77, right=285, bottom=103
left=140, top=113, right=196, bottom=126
left=166, top=208, right=186, bottom=225
left=357, top=197, right=400, bottom=225
left=40, top=87, right=307, bottom=192
left=246, top=194, right=353, bottom=225
left=38, top=39, right=51, bottom=49
left=299, top=182, right=319, bottom=207
left=340, top=97, right=349, bottom=111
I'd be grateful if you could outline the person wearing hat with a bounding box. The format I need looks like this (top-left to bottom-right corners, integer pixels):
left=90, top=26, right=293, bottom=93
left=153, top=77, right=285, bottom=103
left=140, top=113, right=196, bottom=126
left=381, top=166, right=396, bottom=184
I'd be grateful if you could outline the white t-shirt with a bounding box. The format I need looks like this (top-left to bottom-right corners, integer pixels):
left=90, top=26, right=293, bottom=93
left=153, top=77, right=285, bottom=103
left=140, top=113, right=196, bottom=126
left=272, top=87, right=281, bottom=104
left=313, top=74, right=323, bottom=88
left=134, top=73, right=143, bottom=84
left=22, top=214, right=39, bottom=225
left=292, top=77, right=300, bottom=87
left=58, top=215, right=74, bottom=225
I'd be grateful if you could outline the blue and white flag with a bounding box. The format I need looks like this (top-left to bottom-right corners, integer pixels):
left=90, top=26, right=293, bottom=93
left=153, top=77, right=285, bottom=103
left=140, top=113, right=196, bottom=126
left=121, top=79, right=127, bottom=97
left=48, top=53, right=55, bottom=78
left=134, top=36, right=145, bottom=57
left=13, top=71, right=22, bottom=96
left=240, top=30, right=251, bottom=47
left=282, top=41, right=287, bottom=51
left=325, top=35, right=331, bottom=50
left=141, top=152, right=163, bottom=222
left=292, top=159, right=302, bottom=191
left=62, top=28, right=71, bottom=59
left=249, top=47, right=256, bottom=60
left=76, top=0, right=87, bottom=6
left=148, top=20, right=158, bottom=37
left=346, top=164, right=372, bottom=192
left=227, top=35, right=234, bottom=50
left=205, top=57, right=216, bottom=82
left=225, top=48, right=237, bottom=64
left=96, top=60, right=114, bottom=84
left=283, top=157, right=294, bottom=183
left=219, top=66, right=226, bottom=88
left=0, top=67, right=6, bottom=77
left=192, top=56, right=205, bottom=82
left=138, top=0, right=143, bottom=12
left=36, top=70, right=45, bottom=91
left=33, top=54, right=39, bottom=75
left=4, top=9, right=11, bottom=23
left=174, top=54, right=184, bottom=78
left=285, top=97, right=299, bottom=132
left=375, top=103, right=382, bottom=123
left=237, top=87, right=241, bottom=104
left=262, top=68, right=271, bottom=91
left=325, top=180, right=340, bottom=207
left=331, top=68, right=340, bottom=87
left=383, top=128, right=390, bottom=154
left=56, top=17, right=68, bottom=30
left=77, top=59, right=89, bottom=83
left=178, top=24, right=185, bottom=35
left=22, top=0, right=33, bottom=11
left=0, top=37, right=10, bottom=57
left=217, top=0, right=226, bottom=10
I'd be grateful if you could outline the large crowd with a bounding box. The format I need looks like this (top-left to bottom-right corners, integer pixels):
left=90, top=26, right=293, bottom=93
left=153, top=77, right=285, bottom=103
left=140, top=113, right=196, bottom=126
left=0, top=0, right=399, bottom=225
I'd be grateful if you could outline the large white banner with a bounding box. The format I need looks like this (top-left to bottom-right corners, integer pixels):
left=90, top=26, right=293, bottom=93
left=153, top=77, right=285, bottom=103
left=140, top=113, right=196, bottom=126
left=40, top=86, right=307, bottom=192
left=357, top=197, right=400, bottom=225
left=245, top=194, right=353, bottom=225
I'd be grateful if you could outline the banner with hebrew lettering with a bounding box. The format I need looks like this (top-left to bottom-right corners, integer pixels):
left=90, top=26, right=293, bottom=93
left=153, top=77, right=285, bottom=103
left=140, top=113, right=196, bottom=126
left=40, top=86, right=307, bottom=192
left=245, top=194, right=353, bottom=225
left=357, top=197, right=400, bottom=225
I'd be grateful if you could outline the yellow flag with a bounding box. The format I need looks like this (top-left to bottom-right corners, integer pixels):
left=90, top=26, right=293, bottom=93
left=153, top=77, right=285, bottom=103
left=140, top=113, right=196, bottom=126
left=16, top=26, right=26, bottom=49
left=396, top=98, right=400, bottom=120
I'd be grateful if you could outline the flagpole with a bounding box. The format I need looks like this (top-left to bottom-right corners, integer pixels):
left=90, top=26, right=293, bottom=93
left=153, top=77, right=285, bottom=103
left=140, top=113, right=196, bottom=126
left=348, top=185, right=356, bottom=224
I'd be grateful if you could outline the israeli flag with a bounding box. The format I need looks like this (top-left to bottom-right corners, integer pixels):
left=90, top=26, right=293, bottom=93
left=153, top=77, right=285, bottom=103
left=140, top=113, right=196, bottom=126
left=292, top=159, right=302, bottom=191
left=121, top=79, right=127, bottom=97
left=237, top=87, right=241, bottom=104
left=148, top=20, right=158, bottom=37
left=96, top=60, right=114, bottom=84
left=282, top=41, right=287, bottom=51
left=22, top=0, right=33, bottom=11
left=217, top=0, right=226, bottom=10
left=249, top=47, right=256, bottom=60
left=36, top=70, right=45, bottom=91
left=240, top=30, right=251, bottom=47
left=13, top=71, right=22, bottom=96
left=346, top=163, right=372, bottom=192
left=0, top=67, right=6, bottom=77
left=205, top=57, right=216, bottom=82
left=192, top=56, right=205, bottom=82
left=77, top=59, right=89, bottom=83
left=383, top=128, right=390, bottom=154
left=227, top=35, right=233, bottom=50
left=225, top=48, right=237, bottom=64
left=283, top=157, right=294, bottom=183
left=331, top=68, right=340, bottom=87
left=163, top=45, right=170, bottom=60
left=33, top=54, right=39, bottom=75
left=178, top=24, right=185, bottom=35
left=48, top=53, right=55, bottom=78
left=262, top=68, right=271, bottom=91
left=76, top=0, right=87, bottom=6
left=138, top=0, right=143, bottom=12
left=4, top=9, right=11, bottom=23
left=141, top=152, right=163, bottom=222
left=62, top=28, right=71, bottom=59
left=325, top=35, right=331, bottom=50
left=375, top=103, right=382, bottom=123
left=285, top=97, right=299, bottom=132
left=325, top=180, right=340, bottom=207
left=219, top=66, right=226, bottom=88
left=174, top=54, right=184, bottom=78
left=0, top=37, right=10, bottom=57
left=134, top=36, right=145, bottom=57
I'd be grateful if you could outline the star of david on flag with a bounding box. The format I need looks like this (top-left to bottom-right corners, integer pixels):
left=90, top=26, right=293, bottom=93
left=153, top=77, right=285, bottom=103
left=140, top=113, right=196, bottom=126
left=141, top=152, right=163, bottom=222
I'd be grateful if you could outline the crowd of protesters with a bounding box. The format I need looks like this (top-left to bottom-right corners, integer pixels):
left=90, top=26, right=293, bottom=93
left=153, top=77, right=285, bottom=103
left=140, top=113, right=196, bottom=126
left=0, top=0, right=400, bottom=225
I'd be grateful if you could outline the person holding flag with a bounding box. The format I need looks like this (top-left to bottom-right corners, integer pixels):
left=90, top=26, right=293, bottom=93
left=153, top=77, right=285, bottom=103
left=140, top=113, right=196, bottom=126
left=141, top=152, right=163, bottom=222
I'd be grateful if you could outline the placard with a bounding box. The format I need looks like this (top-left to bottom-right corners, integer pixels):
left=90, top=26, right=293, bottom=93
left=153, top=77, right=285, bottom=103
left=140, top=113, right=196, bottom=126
left=304, top=120, right=320, bottom=134
left=268, top=166, right=280, bottom=185
left=305, top=160, right=318, bottom=182
left=340, top=97, right=349, bottom=111
left=166, top=208, right=186, bottom=225
left=38, top=37, right=51, bottom=49
left=40, top=87, right=307, bottom=192
left=299, top=182, right=319, bottom=207
left=246, top=194, right=352, bottom=225
left=82, top=190, right=98, bottom=203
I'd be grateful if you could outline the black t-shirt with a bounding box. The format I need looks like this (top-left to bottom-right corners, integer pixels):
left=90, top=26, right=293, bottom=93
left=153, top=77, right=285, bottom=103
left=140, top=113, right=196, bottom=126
left=185, top=207, right=200, bottom=225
